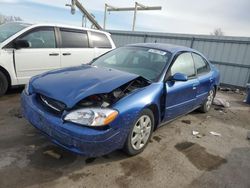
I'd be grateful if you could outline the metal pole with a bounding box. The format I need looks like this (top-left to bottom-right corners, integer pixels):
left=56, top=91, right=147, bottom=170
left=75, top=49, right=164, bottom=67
left=132, top=2, right=138, bottom=31
left=74, top=0, right=102, bottom=30
left=103, top=3, right=107, bottom=29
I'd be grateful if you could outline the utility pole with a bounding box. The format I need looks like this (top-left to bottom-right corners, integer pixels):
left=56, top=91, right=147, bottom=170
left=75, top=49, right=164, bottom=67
left=66, top=0, right=102, bottom=30
left=103, top=2, right=161, bottom=31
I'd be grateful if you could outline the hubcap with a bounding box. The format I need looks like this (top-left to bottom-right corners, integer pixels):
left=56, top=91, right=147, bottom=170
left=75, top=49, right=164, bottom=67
left=206, top=90, right=214, bottom=110
left=131, top=115, right=152, bottom=150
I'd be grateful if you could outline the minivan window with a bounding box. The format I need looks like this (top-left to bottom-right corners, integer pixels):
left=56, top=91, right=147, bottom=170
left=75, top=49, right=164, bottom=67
left=0, top=22, right=31, bottom=43
left=60, top=29, right=88, bottom=48
left=91, top=31, right=111, bottom=48
left=192, top=53, right=210, bottom=75
left=21, top=28, right=56, bottom=48
left=170, top=52, right=195, bottom=78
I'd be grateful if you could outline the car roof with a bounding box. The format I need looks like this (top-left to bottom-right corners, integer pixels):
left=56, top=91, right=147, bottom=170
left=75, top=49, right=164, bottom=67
left=14, top=22, right=111, bottom=35
left=127, top=43, right=196, bottom=54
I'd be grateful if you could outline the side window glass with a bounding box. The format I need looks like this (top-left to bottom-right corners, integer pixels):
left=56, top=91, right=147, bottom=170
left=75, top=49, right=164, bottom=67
left=192, top=53, right=210, bottom=74
left=91, top=31, right=112, bottom=48
left=60, top=29, right=88, bottom=48
left=170, top=52, right=195, bottom=78
left=21, top=28, right=56, bottom=48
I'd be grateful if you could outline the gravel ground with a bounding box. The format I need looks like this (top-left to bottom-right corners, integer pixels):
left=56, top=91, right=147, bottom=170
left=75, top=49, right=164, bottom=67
left=0, top=88, right=249, bottom=188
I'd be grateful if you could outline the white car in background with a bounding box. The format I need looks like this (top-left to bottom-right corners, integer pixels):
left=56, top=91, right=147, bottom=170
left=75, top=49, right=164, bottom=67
left=0, top=22, right=115, bottom=96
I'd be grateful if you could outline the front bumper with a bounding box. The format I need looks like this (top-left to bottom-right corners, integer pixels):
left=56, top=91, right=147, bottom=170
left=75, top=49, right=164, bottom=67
left=21, top=92, right=126, bottom=157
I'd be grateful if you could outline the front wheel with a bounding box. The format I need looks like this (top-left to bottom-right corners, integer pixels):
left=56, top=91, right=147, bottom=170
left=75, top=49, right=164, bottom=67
left=0, top=71, right=8, bottom=97
left=199, top=88, right=215, bottom=113
left=123, top=109, right=154, bottom=156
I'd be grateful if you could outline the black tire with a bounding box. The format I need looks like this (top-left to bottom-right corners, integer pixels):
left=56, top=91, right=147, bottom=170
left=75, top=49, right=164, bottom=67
left=123, top=109, right=155, bottom=156
left=199, top=87, right=215, bottom=113
left=0, top=71, right=8, bottom=97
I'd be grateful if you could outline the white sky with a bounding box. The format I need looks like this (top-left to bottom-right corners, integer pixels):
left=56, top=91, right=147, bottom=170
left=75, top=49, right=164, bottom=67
left=1, top=0, right=250, bottom=36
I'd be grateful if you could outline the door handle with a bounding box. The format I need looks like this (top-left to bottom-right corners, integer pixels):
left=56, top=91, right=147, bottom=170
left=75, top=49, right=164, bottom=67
left=193, top=83, right=199, bottom=90
left=49, top=53, right=59, bottom=56
left=63, top=53, right=71, bottom=56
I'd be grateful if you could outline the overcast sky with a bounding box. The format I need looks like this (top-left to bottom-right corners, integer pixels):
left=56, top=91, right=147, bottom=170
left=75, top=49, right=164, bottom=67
left=0, top=0, right=250, bottom=37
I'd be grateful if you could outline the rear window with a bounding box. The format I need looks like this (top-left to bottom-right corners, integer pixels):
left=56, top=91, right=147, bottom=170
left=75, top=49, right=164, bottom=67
left=91, top=31, right=112, bottom=48
left=60, top=29, right=88, bottom=48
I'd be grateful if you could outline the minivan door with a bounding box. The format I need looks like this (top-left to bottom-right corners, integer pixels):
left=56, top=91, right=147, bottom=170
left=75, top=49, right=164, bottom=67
left=164, top=52, right=199, bottom=121
left=15, top=27, right=60, bottom=84
left=59, top=28, right=94, bottom=67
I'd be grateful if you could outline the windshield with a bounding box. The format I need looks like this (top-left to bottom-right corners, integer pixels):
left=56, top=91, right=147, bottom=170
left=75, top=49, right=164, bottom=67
left=0, top=22, right=31, bottom=43
left=92, top=47, right=172, bottom=81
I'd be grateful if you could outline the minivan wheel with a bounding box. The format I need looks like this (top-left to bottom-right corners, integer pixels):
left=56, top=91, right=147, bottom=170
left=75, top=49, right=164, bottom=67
left=0, top=71, right=8, bottom=97
left=199, top=88, right=215, bottom=113
left=123, top=109, right=154, bottom=156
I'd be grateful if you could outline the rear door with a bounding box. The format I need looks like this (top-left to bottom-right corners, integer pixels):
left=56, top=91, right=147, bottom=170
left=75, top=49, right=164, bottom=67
left=59, top=28, right=94, bottom=67
left=164, top=52, right=199, bottom=121
left=15, top=27, right=60, bottom=84
left=192, top=53, right=212, bottom=106
left=89, top=31, right=113, bottom=58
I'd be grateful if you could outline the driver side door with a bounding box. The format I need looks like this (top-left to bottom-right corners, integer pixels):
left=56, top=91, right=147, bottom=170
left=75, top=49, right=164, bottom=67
left=15, top=27, right=60, bottom=84
left=164, top=52, right=199, bottom=121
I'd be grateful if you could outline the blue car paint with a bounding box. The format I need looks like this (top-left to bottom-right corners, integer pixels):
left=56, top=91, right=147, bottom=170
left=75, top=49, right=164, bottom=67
left=21, top=43, right=220, bottom=157
left=29, top=65, right=139, bottom=108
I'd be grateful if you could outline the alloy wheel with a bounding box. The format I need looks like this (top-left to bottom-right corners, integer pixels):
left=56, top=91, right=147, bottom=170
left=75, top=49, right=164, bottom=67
left=131, top=115, right=152, bottom=150
left=206, top=89, right=214, bottom=110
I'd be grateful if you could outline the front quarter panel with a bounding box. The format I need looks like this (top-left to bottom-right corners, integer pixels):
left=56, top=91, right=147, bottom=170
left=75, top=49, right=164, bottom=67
left=110, top=83, right=164, bottom=144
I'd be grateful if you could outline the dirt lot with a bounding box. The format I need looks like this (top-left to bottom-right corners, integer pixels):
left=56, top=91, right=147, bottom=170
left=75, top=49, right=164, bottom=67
left=0, top=88, right=250, bottom=188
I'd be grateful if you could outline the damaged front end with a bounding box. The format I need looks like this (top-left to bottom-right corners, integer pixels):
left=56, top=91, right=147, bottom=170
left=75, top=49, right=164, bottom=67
left=62, top=77, right=150, bottom=128
left=36, top=77, right=150, bottom=128
left=75, top=77, right=150, bottom=109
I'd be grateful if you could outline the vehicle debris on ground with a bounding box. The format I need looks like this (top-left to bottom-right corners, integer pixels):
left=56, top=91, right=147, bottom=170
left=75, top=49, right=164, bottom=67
left=209, top=131, right=221, bottom=136
left=43, top=150, right=62, bottom=159
left=213, top=97, right=230, bottom=108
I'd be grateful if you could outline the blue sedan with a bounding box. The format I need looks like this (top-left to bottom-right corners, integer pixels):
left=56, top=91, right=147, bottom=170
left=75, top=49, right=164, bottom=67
left=21, top=43, right=220, bottom=156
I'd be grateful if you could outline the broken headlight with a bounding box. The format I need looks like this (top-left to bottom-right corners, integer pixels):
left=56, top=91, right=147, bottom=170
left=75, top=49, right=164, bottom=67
left=64, top=108, right=118, bottom=127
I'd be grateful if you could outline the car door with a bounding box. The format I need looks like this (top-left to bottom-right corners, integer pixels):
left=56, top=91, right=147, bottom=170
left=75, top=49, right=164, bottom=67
left=164, top=52, right=199, bottom=121
left=15, top=27, right=60, bottom=84
left=192, top=53, right=213, bottom=106
left=59, top=28, right=94, bottom=67
left=89, top=31, right=113, bottom=58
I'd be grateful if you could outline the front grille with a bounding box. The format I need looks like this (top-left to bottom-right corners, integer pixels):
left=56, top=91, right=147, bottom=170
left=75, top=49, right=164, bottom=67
left=39, top=94, right=66, bottom=113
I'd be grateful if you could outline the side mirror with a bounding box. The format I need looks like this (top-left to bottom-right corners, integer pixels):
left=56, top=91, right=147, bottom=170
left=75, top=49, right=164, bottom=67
left=171, top=73, right=188, bottom=82
left=14, top=39, right=30, bottom=49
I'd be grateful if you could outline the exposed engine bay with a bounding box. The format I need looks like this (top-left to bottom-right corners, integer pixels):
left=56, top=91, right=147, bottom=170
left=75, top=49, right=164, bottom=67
left=76, top=77, right=150, bottom=108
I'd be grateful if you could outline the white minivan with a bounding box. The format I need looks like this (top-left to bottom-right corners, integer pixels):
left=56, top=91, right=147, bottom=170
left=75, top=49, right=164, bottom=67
left=0, top=22, right=115, bottom=96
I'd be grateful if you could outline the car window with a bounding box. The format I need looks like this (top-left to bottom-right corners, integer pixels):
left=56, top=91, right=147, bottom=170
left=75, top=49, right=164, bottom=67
left=92, top=47, right=172, bottom=81
left=192, top=53, right=210, bottom=75
left=60, top=29, right=88, bottom=48
left=21, top=28, right=56, bottom=48
left=91, top=31, right=112, bottom=48
left=170, top=52, right=195, bottom=78
left=0, top=22, right=31, bottom=43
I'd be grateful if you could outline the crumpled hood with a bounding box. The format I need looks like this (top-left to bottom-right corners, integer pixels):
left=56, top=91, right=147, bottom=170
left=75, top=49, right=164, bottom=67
left=30, top=65, right=139, bottom=108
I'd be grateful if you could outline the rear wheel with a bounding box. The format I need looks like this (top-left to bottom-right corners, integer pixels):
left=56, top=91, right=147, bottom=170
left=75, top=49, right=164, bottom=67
left=123, top=109, right=154, bottom=156
left=0, top=71, right=8, bottom=96
left=199, top=88, right=215, bottom=113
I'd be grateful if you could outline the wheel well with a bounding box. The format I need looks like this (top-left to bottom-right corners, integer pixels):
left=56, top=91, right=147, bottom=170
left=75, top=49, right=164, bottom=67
left=0, top=66, right=11, bottom=87
left=147, top=104, right=159, bottom=131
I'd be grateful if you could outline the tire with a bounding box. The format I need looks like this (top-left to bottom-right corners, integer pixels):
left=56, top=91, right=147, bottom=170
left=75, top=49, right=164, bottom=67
left=123, top=109, right=155, bottom=156
left=0, top=71, right=8, bottom=97
left=199, top=87, right=215, bottom=113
